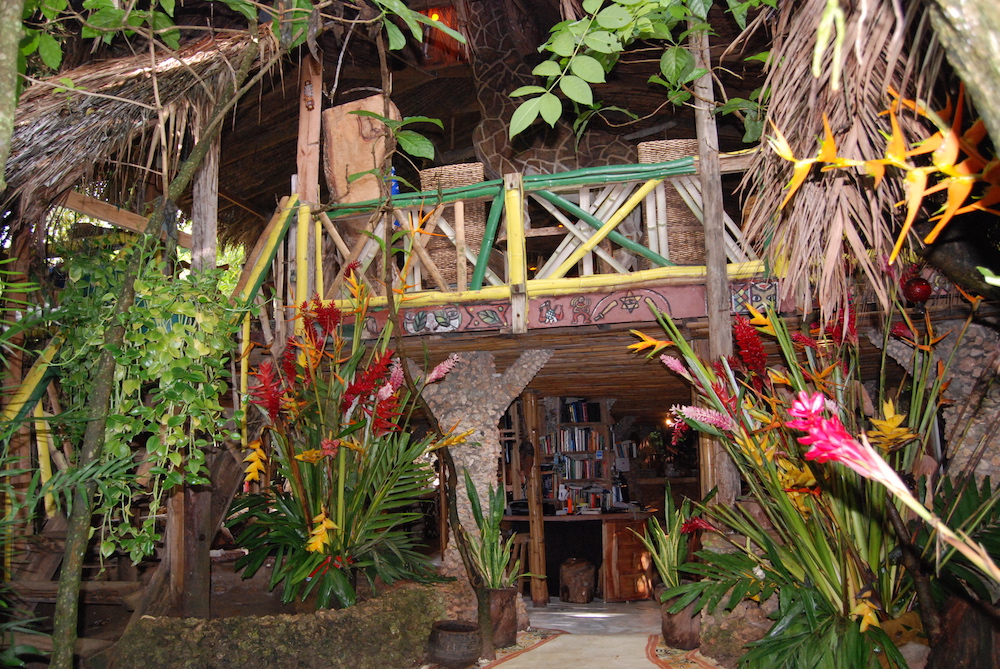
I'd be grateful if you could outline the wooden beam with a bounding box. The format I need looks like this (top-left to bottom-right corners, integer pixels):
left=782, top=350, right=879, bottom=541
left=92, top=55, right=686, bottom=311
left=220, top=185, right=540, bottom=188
left=191, top=119, right=220, bottom=272
left=691, top=23, right=739, bottom=507
left=523, top=391, right=548, bottom=607
left=59, top=191, right=192, bottom=248
left=9, top=580, right=140, bottom=605
left=296, top=55, right=323, bottom=205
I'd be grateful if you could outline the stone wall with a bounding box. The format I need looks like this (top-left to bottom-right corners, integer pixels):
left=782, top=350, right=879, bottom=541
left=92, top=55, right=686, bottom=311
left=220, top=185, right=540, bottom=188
left=874, top=320, right=1000, bottom=480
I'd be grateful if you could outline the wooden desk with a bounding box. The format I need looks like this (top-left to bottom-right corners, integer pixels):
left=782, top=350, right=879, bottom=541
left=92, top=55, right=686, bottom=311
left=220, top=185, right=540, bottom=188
left=504, top=512, right=652, bottom=602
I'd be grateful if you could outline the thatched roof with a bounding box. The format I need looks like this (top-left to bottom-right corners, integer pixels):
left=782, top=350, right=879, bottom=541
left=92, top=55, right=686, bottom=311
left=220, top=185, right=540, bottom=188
left=6, top=31, right=273, bottom=242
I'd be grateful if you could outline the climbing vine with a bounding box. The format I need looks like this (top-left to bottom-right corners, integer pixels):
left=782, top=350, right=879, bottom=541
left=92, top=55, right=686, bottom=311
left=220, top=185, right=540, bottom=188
left=54, top=243, right=243, bottom=562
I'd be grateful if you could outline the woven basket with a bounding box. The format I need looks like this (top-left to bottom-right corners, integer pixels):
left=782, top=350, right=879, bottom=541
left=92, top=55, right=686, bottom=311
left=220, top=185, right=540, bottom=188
left=638, top=139, right=703, bottom=265
left=419, top=163, right=486, bottom=289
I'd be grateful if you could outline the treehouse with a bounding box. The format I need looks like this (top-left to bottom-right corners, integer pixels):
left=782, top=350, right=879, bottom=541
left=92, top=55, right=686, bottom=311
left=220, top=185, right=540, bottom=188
left=2, top=0, right=989, bottom=666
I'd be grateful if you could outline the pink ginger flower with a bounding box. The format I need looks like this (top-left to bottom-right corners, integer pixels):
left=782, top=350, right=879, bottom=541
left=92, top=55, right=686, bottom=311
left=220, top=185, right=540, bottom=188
left=660, top=354, right=690, bottom=378
left=376, top=359, right=404, bottom=402
left=426, top=353, right=459, bottom=384
left=675, top=405, right=734, bottom=432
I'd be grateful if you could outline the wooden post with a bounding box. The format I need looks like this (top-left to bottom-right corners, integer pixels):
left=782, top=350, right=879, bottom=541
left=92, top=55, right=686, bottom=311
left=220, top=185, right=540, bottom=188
left=691, top=22, right=739, bottom=507
left=296, top=54, right=322, bottom=298
left=522, top=391, right=548, bottom=607
left=504, top=174, right=528, bottom=334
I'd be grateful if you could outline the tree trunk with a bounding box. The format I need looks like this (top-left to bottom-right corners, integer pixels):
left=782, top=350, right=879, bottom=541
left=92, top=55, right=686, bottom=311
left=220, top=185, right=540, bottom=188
left=0, top=0, right=26, bottom=193
left=929, top=1, right=1000, bottom=152
left=48, top=40, right=261, bottom=669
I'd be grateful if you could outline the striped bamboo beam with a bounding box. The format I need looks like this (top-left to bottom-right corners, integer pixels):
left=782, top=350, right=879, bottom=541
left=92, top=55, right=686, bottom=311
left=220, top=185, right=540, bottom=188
left=471, top=194, right=504, bottom=291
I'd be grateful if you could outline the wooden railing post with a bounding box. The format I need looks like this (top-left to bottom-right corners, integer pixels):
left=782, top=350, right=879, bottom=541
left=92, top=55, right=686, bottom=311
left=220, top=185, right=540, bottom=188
left=504, top=173, right=528, bottom=334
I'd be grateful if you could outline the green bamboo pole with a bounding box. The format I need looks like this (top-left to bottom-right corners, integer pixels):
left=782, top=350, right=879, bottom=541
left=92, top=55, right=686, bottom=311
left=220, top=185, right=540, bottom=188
left=533, top=189, right=674, bottom=267
left=471, top=194, right=504, bottom=290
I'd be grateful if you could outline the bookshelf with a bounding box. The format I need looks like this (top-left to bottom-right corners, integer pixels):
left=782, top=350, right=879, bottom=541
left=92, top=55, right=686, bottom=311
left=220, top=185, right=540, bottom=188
left=540, top=398, right=629, bottom=513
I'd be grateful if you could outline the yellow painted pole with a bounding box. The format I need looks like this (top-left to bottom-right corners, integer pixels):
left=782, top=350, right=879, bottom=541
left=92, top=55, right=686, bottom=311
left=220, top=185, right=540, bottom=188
left=295, top=203, right=310, bottom=336
left=550, top=179, right=663, bottom=279
left=233, top=194, right=298, bottom=307
left=505, top=175, right=527, bottom=286
left=2, top=334, right=63, bottom=425
left=240, top=312, right=250, bottom=449
left=329, top=260, right=765, bottom=310
left=32, top=404, right=55, bottom=518
left=315, top=213, right=324, bottom=298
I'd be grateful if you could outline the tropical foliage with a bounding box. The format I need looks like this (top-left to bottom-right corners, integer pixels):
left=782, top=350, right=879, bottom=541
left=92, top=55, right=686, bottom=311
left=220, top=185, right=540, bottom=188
left=462, top=469, right=522, bottom=590
left=230, top=270, right=466, bottom=609
left=632, top=299, right=1000, bottom=667
left=631, top=482, right=710, bottom=589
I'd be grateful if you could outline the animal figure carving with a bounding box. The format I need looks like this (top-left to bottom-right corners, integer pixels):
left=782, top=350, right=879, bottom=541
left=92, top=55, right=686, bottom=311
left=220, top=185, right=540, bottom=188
left=457, top=0, right=636, bottom=178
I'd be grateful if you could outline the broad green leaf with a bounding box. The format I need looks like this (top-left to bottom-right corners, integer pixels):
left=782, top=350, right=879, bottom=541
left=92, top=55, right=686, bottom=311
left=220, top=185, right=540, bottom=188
left=688, top=0, right=713, bottom=19
left=584, top=31, right=620, bottom=54
left=412, top=12, right=467, bottom=45
left=531, top=60, right=563, bottom=78
left=726, top=0, right=748, bottom=29
left=596, top=4, right=632, bottom=29
left=159, top=0, right=175, bottom=17
left=20, top=31, right=40, bottom=56
left=220, top=0, right=257, bottom=21
left=510, top=85, right=547, bottom=97
left=559, top=75, right=593, bottom=106
left=395, top=129, right=435, bottom=159
left=538, top=92, right=562, bottom=126
left=582, top=0, right=603, bottom=13
left=398, top=115, right=444, bottom=128
left=550, top=31, right=577, bottom=57
left=570, top=54, right=606, bottom=83
left=41, top=0, right=68, bottom=20
left=659, top=46, right=694, bottom=85
left=384, top=20, right=406, bottom=51
left=509, top=97, right=543, bottom=138
left=374, top=0, right=422, bottom=40
left=682, top=67, right=708, bottom=84
left=101, top=540, right=116, bottom=558
left=746, top=50, right=771, bottom=63
left=37, top=32, right=62, bottom=70
left=613, top=0, right=645, bottom=4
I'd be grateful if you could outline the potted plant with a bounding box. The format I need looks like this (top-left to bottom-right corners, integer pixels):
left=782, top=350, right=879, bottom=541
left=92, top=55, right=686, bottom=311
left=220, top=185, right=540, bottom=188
left=462, top=470, right=523, bottom=648
left=632, top=482, right=708, bottom=649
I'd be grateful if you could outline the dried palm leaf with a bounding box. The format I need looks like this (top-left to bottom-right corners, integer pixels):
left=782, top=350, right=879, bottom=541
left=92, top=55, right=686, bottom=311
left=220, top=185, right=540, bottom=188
left=742, top=0, right=945, bottom=322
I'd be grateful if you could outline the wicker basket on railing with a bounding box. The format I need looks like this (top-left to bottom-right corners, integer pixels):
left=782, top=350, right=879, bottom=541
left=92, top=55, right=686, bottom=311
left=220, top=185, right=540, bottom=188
left=638, top=139, right=703, bottom=265
left=418, top=162, right=486, bottom=290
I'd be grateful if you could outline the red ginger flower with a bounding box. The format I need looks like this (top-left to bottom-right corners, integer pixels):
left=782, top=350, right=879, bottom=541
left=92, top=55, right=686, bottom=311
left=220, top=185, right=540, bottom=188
left=890, top=321, right=914, bottom=340
left=249, top=361, right=284, bottom=422
left=733, top=315, right=767, bottom=376
left=681, top=518, right=716, bottom=534
left=342, top=349, right=395, bottom=412
left=791, top=332, right=819, bottom=350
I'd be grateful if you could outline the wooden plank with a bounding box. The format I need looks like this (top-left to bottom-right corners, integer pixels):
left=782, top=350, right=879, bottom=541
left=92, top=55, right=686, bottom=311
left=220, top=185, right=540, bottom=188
left=59, top=191, right=192, bottom=248
left=11, top=633, right=112, bottom=658
left=191, top=121, right=220, bottom=272
left=9, top=580, right=141, bottom=605
left=523, top=391, right=548, bottom=607
left=296, top=54, right=323, bottom=205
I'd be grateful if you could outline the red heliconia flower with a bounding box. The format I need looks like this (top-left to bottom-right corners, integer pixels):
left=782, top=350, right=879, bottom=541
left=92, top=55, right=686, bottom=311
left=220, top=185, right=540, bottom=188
left=281, top=343, right=298, bottom=385
left=890, top=321, right=914, bottom=340
left=341, top=350, right=395, bottom=412
left=681, top=518, right=716, bottom=534
left=791, top=332, right=819, bottom=350
left=249, top=361, right=284, bottom=422
left=733, top=315, right=767, bottom=376
left=314, top=299, right=342, bottom=338
left=370, top=394, right=404, bottom=435
left=342, top=260, right=361, bottom=277
left=321, top=438, right=340, bottom=458
left=825, top=303, right=858, bottom=345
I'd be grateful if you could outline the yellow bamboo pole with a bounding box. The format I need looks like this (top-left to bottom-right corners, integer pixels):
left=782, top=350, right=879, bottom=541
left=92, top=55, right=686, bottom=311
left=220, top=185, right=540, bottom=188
left=315, top=213, right=324, bottom=298
left=233, top=194, right=298, bottom=306
left=2, top=335, right=63, bottom=425
left=505, top=176, right=527, bottom=287
left=295, top=203, right=310, bottom=337
left=32, top=405, right=55, bottom=518
left=330, top=261, right=764, bottom=309
left=240, top=312, right=251, bottom=449
left=550, top=179, right=663, bottom=279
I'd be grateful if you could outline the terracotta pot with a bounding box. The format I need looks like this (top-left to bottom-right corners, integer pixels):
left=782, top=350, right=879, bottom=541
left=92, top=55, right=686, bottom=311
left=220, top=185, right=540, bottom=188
left=428, top=620, right=481, bottom=668
left=657, top=583, right=700, bottom=650
left=489, top=587, right=519, bottom=648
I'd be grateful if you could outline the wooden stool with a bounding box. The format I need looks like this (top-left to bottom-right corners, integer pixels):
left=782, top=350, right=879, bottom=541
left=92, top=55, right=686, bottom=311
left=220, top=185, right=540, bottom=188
left=559, top=558, right=595, bottom=603
left=510, top=533, right=531, bottom=595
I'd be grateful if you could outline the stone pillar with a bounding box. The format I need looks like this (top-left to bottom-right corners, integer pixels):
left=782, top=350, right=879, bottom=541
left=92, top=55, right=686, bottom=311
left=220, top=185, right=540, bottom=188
left=415, top=350, right=552, bottom=615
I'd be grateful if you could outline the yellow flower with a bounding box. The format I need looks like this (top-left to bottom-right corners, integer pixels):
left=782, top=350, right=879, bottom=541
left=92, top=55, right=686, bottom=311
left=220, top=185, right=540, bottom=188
left=627, top=330, right=673, bottom=357
left=243, top=439, right=267, bottom=484
left=851, top=597, right=881, bottom=632
left=294, top=449, right=325, bottom=463
left=867, top=400, right=918, bottom=450
left=305, top=511, right=337, bottom=553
